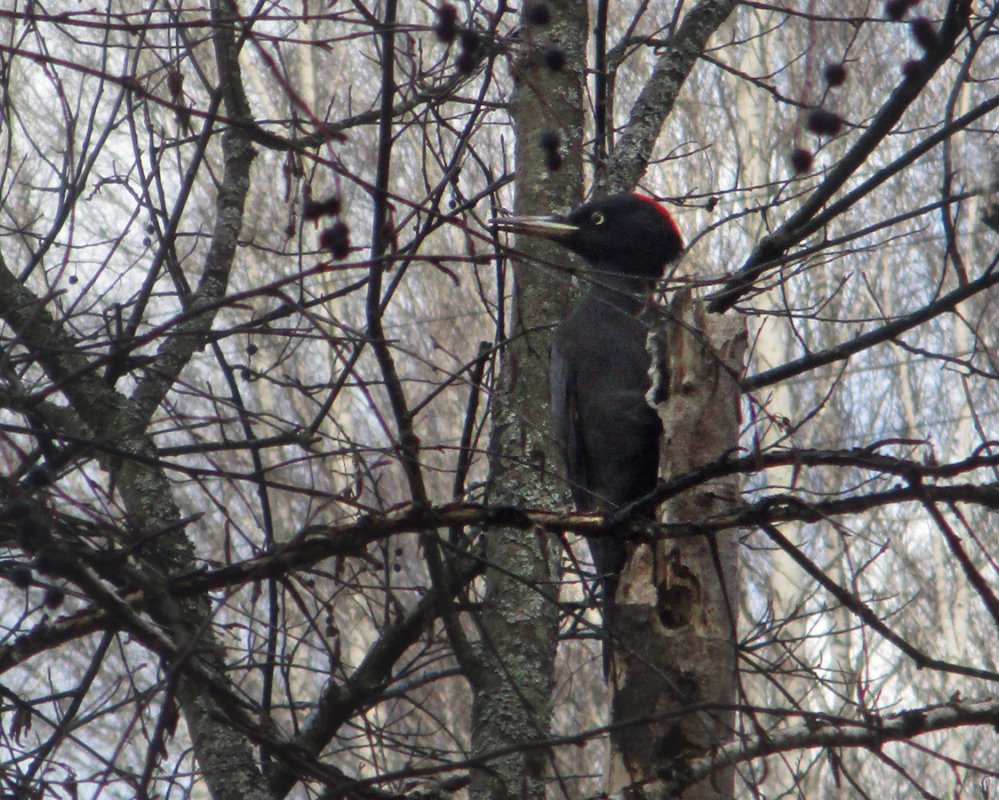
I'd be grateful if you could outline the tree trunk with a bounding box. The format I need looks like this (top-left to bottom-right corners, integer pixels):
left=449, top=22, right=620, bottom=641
left=609, top=290, right=746, bottom=799
left=468, top=2, right=587, bottom=800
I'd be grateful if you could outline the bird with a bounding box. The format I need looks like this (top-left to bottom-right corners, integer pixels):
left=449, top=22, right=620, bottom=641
left=495, top=193, right=684, bottom=670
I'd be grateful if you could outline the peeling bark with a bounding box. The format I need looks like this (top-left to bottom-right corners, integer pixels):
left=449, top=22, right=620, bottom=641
left=609, top=291, right=746, bottom=799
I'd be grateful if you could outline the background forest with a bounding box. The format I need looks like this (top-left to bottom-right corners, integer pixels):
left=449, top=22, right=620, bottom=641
left=2, top=1, right=999, bottom=798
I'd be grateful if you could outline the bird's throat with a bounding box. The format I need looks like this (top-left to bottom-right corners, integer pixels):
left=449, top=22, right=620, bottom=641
left=586, top=272, right=655, bottom=314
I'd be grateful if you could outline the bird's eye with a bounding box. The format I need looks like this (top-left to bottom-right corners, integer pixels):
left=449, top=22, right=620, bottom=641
left=591, top=211, right=605, bottom=225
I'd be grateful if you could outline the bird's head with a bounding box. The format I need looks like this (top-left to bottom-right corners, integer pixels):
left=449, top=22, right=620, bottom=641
left=494, top=193, right=684, bottom=281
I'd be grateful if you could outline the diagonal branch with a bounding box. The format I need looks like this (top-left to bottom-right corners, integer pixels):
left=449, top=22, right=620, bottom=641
left=708, top=0, right=975, bottom=311
left=655, top=696, right=999, bottom=798
left=743, top=252, right=999, bottom=391
left=600, top=0, right=739, bottom=195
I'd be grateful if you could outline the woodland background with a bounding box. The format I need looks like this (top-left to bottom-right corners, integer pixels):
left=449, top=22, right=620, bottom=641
left=1, top=1, right=999, bottom=798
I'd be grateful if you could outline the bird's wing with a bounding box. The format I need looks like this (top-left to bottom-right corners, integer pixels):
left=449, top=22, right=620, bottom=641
left=583, top=388, right=661, bottom=511
left=549, top=339, right=593, bottom=510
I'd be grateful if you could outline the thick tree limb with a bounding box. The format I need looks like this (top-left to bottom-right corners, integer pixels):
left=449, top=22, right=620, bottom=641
left=743, top=253, right=999, bottom=391
left=653, top=696, right=999, bottom=798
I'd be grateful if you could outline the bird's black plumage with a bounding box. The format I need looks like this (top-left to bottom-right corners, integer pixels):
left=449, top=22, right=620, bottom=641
left=495, top=193, right=684, bottom=668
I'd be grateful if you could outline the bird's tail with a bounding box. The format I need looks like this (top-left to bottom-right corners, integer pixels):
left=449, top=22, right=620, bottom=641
left=588, top=536, right=626, bottom=678
left=600, top=572, right=618, bottom=678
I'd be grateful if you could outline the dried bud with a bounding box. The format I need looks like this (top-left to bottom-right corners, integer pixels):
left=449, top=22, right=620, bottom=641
left=16, top=513, right=49, bottom=553
left=525, top=2, right=551, bottom=25
left=807, top=109, right=843, bottom=137
left=166, top=70, right=184, bottom=99
left=23, top=466, right=52, bottom=489
left=790, top=147, right=814, bottom=174
left=10, top=565, right=32, bottom=589
left=542, top=46, right=565, bottom=71
left=44, top=585, right=65, bottom=609
left=539, top=130, right=560, bottom=152
left=303, top=194, right=342, bottom=221
left=539, top=131, right=561, bottom=169
left=823, top=62, right=848, bottom=87
left=434, top=4, right=459, bottom=43
left=885, top=0, right=914, bottom=21
left=909, top=16, right=938, bottom=51
left=319, top=222, right=351, bottom=259
left=456, top=28, right=481, bottom=73
left=455, top=52, right=476, bottom=74
left=174, top=105, right=192, bottom=133
left=459, top=28, right=481, bottom=53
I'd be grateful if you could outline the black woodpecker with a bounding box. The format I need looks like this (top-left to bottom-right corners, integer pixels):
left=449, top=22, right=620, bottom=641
left=495, top=193, right=684, bottom=665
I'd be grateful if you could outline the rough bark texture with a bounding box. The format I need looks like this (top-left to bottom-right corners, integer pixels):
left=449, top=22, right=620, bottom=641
left=0, top=3, right=267, bottom=798
left=608, top=291, right=746, bottom=799
left=468, top=2, right=587, bottom=800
